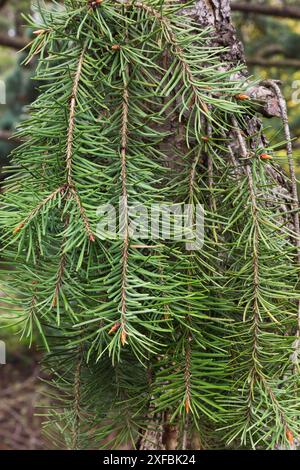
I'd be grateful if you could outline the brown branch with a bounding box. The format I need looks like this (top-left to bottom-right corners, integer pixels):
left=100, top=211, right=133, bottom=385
left=184, top=340, right=191, bottom=415
left=66, top=48, right=86, bottom=186
left=261, top=80, right=300, bottom=370
left=231, top=3, right=300, bottom=20
left=290, top=141, right=300, bottom=150
left=51, top=246, right=67, bottom=309
left=65, top=46, right=95, bottom=242
left=232, top=119, right=294, bottom=439
left=261, top=81, right=300, bottom=262
left=247, top=57, right=300, bottom=69
left=121, top=1, right=208, bottom=113
left=13, top=185, right=68, bottom=235
left=69, top=187, right=95, bottom=242
left=119, top=69, right=130, bottom=347
left=188, top=150, right=201, bottom=203
left=257, top=44, right=285, bottom=59
left=0, top=33, right=27, bottom=50
left=232, top=118, right=262, bottom=391
left=207, top=118, right=218, bottom=242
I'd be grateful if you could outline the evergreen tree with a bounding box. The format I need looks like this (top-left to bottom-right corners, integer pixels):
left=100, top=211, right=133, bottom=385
left=1, top=0, right=300, bottom=450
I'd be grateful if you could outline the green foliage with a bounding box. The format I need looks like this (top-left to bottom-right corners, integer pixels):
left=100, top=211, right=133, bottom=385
left=0, top=0, right=300, bottom=450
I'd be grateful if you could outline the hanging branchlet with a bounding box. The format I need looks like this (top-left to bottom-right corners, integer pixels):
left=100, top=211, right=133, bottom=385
left=260, top=81, right=300, bottom=371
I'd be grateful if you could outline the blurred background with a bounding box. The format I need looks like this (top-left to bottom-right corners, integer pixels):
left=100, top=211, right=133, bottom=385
left=0, top=0, right=299, bottom=450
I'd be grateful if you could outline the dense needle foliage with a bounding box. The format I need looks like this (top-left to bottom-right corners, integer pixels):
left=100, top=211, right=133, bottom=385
left=0, top=0, right=300, bottom=450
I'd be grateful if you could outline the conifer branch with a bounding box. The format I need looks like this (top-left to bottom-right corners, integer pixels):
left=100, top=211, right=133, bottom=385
left=2, top=0, right=300, bottom=450
left=13, top=184, right=68, bottom=235
left=233, top=122, right=262, bottom=408
left=184, top=340, right=191, bottom=415
left=185, top=148, right=201, bottom=418
left=233, top=118, right=263, bottom=374
left=260, top=81, right=300, bottom=261
left=64, top=45, right=95, bottom=242
left=233, top=119, right=292, bottom=439
left=206, top=119, right=218, bottom=241
left=51, top=253, right=66, bottom=309
left=51, top=215, right=70, bottom=310
left=69, top=187, right=95, bottom=242
left=260, top=80, right=300, bottom=370
left=119, top=38, right=130, bottom=348
left=123, top=1, right=208, bottom=113
left=66, top=48, right=86, bottom=186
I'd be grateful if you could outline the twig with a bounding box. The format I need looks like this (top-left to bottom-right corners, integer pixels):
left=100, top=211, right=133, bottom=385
left=119, top=1, right=209, bottom=113
left=13, top=184, right=68, bottom=234
left=232, top=118, right=292, bottom=437
left=69, top=187, right=95, bottom=242
left=260, top=80, right=300, bottom=369
left=231, top=3, right=300, bottom=20
left=65, top=45, right=95, bottom=242
left=66, top=47, right=86, bottom=186
left=120, top=73, right=129, bottom=346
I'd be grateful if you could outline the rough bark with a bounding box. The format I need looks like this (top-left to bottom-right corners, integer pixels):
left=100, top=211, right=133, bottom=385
left=186, top=0, right=245, bottom=65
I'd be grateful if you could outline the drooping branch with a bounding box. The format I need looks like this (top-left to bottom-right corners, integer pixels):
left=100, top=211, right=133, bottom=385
left=69, top=187, right=95, bottom=242
left=119, top=66, right=130, bottom=348
left=232, top=118, right=261, bottom=376
left=232, top=118, right=294, bottom=442
left=261, top=80, right=300, bottom=369
left=121, top=1, right=209, bottom=113
left=51, top=214, right=69, bottom=310
left=3, top=0, right=300, bottom=451
left=65, top=46, right=95, bottom=242
left=13, top=184, right=68, bottom=235
left=261, top=81, right=300, bottom=263
left=66, top=48, right=86, bottom=186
